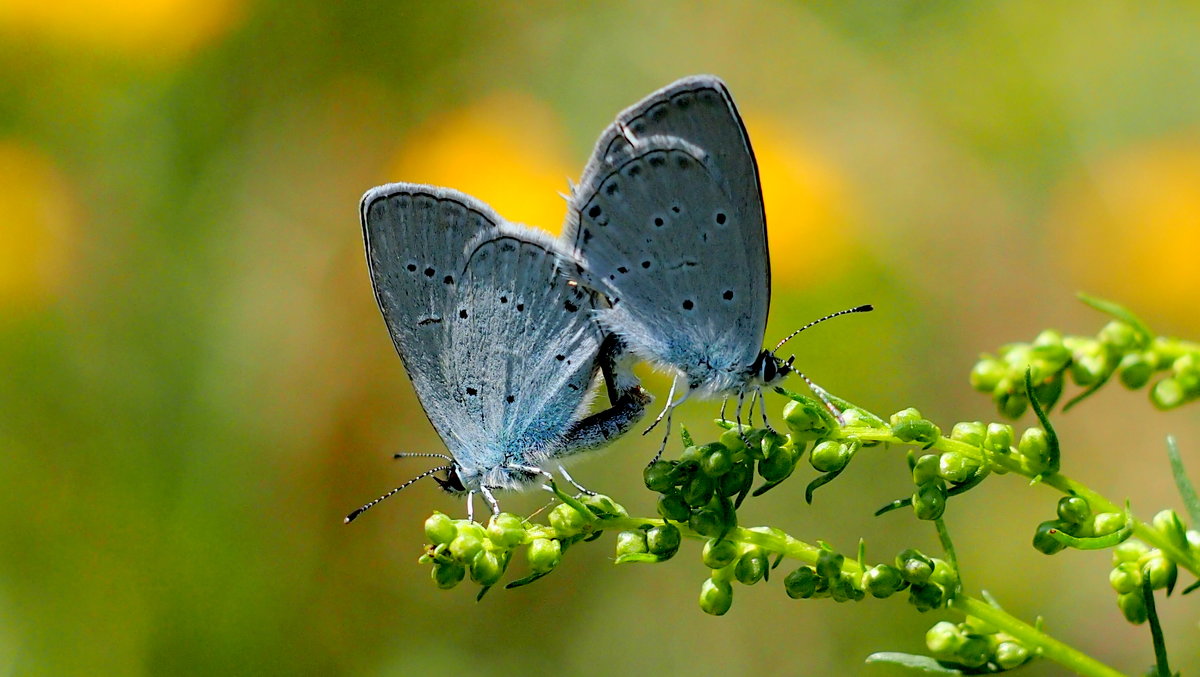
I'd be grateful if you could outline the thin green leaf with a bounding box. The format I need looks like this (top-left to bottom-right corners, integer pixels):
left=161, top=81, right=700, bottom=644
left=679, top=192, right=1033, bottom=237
left=679, top=425, right=694, bottom=448
left=504, top=570, right=551, bottom=589
left=805, top=467, right=846, bottom=504
left=1062, top=368, right=1113, bottom=413
left=475, top=585, right=492, bottom=602
left=1166, top=435, right=1200, bottom=526
left=1025, top=369, right=1060, bottom=472
left=864, top=653, right=963, bottom=674
left=1142, top=575, right=1173, bottom=677
left=1078, top=292, right=1154, bottom=345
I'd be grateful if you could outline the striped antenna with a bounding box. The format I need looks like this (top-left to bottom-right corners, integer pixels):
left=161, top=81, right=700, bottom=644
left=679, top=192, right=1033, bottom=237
left=344, top=465, right=451, bottom=524
left=774, top=304, right=873, bottom=352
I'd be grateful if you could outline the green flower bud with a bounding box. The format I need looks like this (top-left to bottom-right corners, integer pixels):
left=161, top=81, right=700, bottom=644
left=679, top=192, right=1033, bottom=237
left=783, top=399, right=828, bottom=440
left=994, top=641, right=1030, bottom=670
left=925, top=621, right=962, bottom=657
left=892, top=418, right=942, bottom=447
left=1098, top=320, right=1139, bottom=352
left=580, top=493, right=627, bottom=518
left=1151, top=377, right=1187, bottom=409
left=758, top=444, right=798, bottom=483
left=682, top=473, right=716, bottom=506
left=615, top=530, right=649, bottom=558
left=889, top=407, right=923, bottom=426
left=1033, top=328, right=1064, bottom=347
left=929, top=558, right=957, bottom=589
left=702, top=538, right=739, bottom=569
left=913, top=481, right=947, bottom=521
left=839, top=408, right=874, bottom=428
left=955, top=635, right=990, bottom=669
left=984, top=422, right=1014, bottom=453
left=448, top=522, right=486, bottom=561
left=1117, top=591, right=1147, bottom=624
left=950, top=421, right=986, bottom=447
left=909, top=582, right=944, bottom=612
left=1112, top=539, right=1150, bottom=565
left=719, top=428, right=748, bottom=453
left=1175, top=353, right=1200, bottom=374
left=810, top=440, right=850, bottom=473
left=785, top=566, right=820, bottom=599
left=1144, top=554, right=1176, bottom=590
left=699, top=577, right=734, bottom=616
left=431, top=561, right=466, bottom=589
left=1069, top=340, right=1108, bottom=387
left=1001, top=343, right=1032, bottom=368
left=701, top=446, right=734, bottom=477
left=643, top=461, right=677, bottom=492
left=646, top=523, right=681, bottom=559
left=863, top=564, right=904, bottom=598
left=470, top=549, right=506, bottom=586
left=1152, top=509, right=1189, bottom=550
left=1118, top=352, right=1155, bottom=389
left=689, top=506, right=726, bottom=538
left=678, top=444, right=705, bottom=466
left=486, top=513, right=526, bottom=549
left=938, top=452, right=980, bottom=483
left=548, top=502, right=588, bottom=537
left=816, top=550, right=845, bottom=580
left=1091, top=511, right=1124, bottom=537
left=1056, top=496, right=1091, bottom=525
left=734, top=549, right=768, bottom=585
left=828, top=574, right=861, bottom=603
left=1032, top=519, right=1071, bottom=555
left=996, top=389, right=1028, bottom=419
left=896, top=549, right=934, bottom=583
left=1017, top=427, right=1050, bottom=466
left=1109, top=561, right=1142, bottom=595
left=527, top=538, right=562, bottom=574
left=424, top=512, right=458, bottom=545
left=1032, top=339, right=1071, bottom=371
left=717, top=462, right=752, bottom=498
left=970, top=358, right=1006, bottom=393
left=1032, top=372, right=1064, bottom=410
left=657, top=491, right=691, bottom=522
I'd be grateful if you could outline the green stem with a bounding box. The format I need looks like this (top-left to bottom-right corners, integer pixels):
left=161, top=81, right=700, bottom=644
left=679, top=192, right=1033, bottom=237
left=950, top=595, right=1126, bottom=677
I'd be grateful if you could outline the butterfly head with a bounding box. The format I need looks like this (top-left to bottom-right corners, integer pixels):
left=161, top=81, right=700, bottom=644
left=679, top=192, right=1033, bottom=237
left=750, top=349, right=794, bottom=387
left=432, top=463, right=469, bottom=495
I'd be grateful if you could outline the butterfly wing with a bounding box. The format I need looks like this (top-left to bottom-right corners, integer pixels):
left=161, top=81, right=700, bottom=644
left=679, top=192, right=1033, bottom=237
left=563, top=75, right=769, bottom=393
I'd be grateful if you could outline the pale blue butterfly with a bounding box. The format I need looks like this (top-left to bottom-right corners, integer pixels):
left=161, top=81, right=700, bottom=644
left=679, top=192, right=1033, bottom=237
left=561, top=75, right=870, bottom=458
left=347, top=184, right=650, bottom=522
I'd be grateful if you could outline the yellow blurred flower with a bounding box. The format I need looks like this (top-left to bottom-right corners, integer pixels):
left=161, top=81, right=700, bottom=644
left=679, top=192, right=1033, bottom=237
left=1048, top=133, right=1200, bottom=326
left=389, top=93, right=572, bottom=234
left=0, top=141, right=75, bottom=310
left=747, top=116, right=859, bottom=287
left=0, top=0, right=244, bottom=58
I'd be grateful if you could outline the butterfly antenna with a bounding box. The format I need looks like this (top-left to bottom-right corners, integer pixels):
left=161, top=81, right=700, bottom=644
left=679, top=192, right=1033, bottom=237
left=393, top=452, right=453, bottom=462
left=344, top=465, right=451, bottom=524
left=794, top=371, right=844, bottom=424
left=774, top=304, right=873, bottom=352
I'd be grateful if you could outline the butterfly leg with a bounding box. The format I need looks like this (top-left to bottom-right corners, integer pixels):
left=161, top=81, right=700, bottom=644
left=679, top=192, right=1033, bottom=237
left=757, top=388, right=775, bottom=433
left=558, top=464, right=597, bottom=496
left=720, top=396, right=729, bottom=422
left=466, top=490, right=477, bottom=523
left=479, top=485, right=502, bottom=517
left=644, top=380, right=690, bottom=464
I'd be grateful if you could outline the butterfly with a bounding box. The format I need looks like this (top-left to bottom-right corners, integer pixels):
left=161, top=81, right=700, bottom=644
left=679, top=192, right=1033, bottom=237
left=348, top=183, right=650, bottom=522
left=561, top=75, right=870, bottom=457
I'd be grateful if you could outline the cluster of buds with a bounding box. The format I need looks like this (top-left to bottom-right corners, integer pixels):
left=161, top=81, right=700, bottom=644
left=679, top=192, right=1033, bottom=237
left=925, top=618, right=1032, bottom=671
left=1106, top=510, right=1197, bottom=624
left=971, top=299, right=1200, bottom=417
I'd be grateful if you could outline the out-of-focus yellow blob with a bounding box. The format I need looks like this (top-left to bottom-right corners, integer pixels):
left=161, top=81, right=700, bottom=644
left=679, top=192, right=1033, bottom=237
left=746, top=116, right=858, bottom=286
left=0, top=0, right=244, bottom=57
left=0, top=141, right=75, bottom=311
left=390, top=93, right=573, bottom=234
left=1048, top=134, right=1200, bottom=326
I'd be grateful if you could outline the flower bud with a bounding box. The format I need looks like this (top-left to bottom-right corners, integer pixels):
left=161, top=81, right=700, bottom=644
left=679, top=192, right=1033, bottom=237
left=615, top=530, right=649, bottom=558
left=828, top=574, right=861, bottom=603
left=925, top=621, right=962, bottom=657
left=1118, top=352, right=1154, bottom=389
left=486, top=513, right=526, bottom=548
left=930, top=558, right=957, bottom=589
left=996, top=389, right=1028, bottom=419
left=678, top=444, right=705, bottom=466
left=892, top=417, right=942, bottom=447
left=984, top=423, right=1014, bottom=453
left=911, top=453, right=940, bottom=485
left=815, top=550, right=845, bottom=580
left=1098, top=320, right=1139, bottom=352
left=785, top=566, right=820, bottom=599
left=970, top=359, right=1006, bottom=393
left=702, top=538, right=739, bottom=569
left=688, top=506, right=727, bottom=538
left=548, top=502, right=588, bottom=537
left=994, top=641, right=1030, bottom=670
left=839, top=408, right=874, bottom=428
left=701, top=446, right=734, bottom=477
left=1112, top=539, right=1150, bottom=565
left=424, top=512, right=458, bottom=545
left=783, top=399, right=828, bottom=440
left=734, top=549, right=768, bottom=585
left=1017, top=427, right=1050, bottom=466
left=448, top=522, right=487, bottom=561
left=1069, top=340, right=1108, bottom=387
left=863, top=564, right=904, bottom=598
left=431, top=561, right=466, bottom=589
left=955, top=635, right=990, bottom=669
left=1056, top=496, right=1090, bottom=525
left=717, top=462, right=752, bottom=498
left=527, top=538, right=562, bottom=574
left=896, top=549, right=934, bottom=583
left=1109, top=561, right=1142, bottom=595
left=938, top=452, right=980, bottom=483
left=1032, top=520, right=1069, bottom=555
left=581, top=493, right=627, bottom=518
left=657, top=491, right=691, bottom=522
left=758, top=444, right=798, bottom=483
left=1091, top=512, right=1124, bottom=537
left=470, top=549, right=506, bottom=586
left=718, top=428, right=748, bottom=454
left=889, top=407, right=923, bottom=426
left=1117, top=591, right=1147, bottom=624
left=646, top=524, right=681, bottom=559
left=1151, top=377, right=1186, bottom=409
left=643, top=461, right=677, bottom=492
left=913, top=481, right=947, bottom=521
left=1152, top=509, right=1189, bottom=550
left=699, top=578, right=734, bottom=616
left=810, top=440, right=849, bottom=473
left=682, top=473, right=716, bottom=506
left=908, top=582, right=944, bottom=612
left=1144, top=554, right=1176, bottom=590
left=950, top=421, right=986, bottom=447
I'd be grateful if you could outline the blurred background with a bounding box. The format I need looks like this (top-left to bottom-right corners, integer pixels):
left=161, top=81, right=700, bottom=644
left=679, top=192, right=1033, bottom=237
left=2, top=1, right=1199, bottom=675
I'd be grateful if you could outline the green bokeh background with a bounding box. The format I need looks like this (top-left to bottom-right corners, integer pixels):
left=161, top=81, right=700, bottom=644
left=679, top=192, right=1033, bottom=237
left=2, top=2, right=1199, bottom=675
